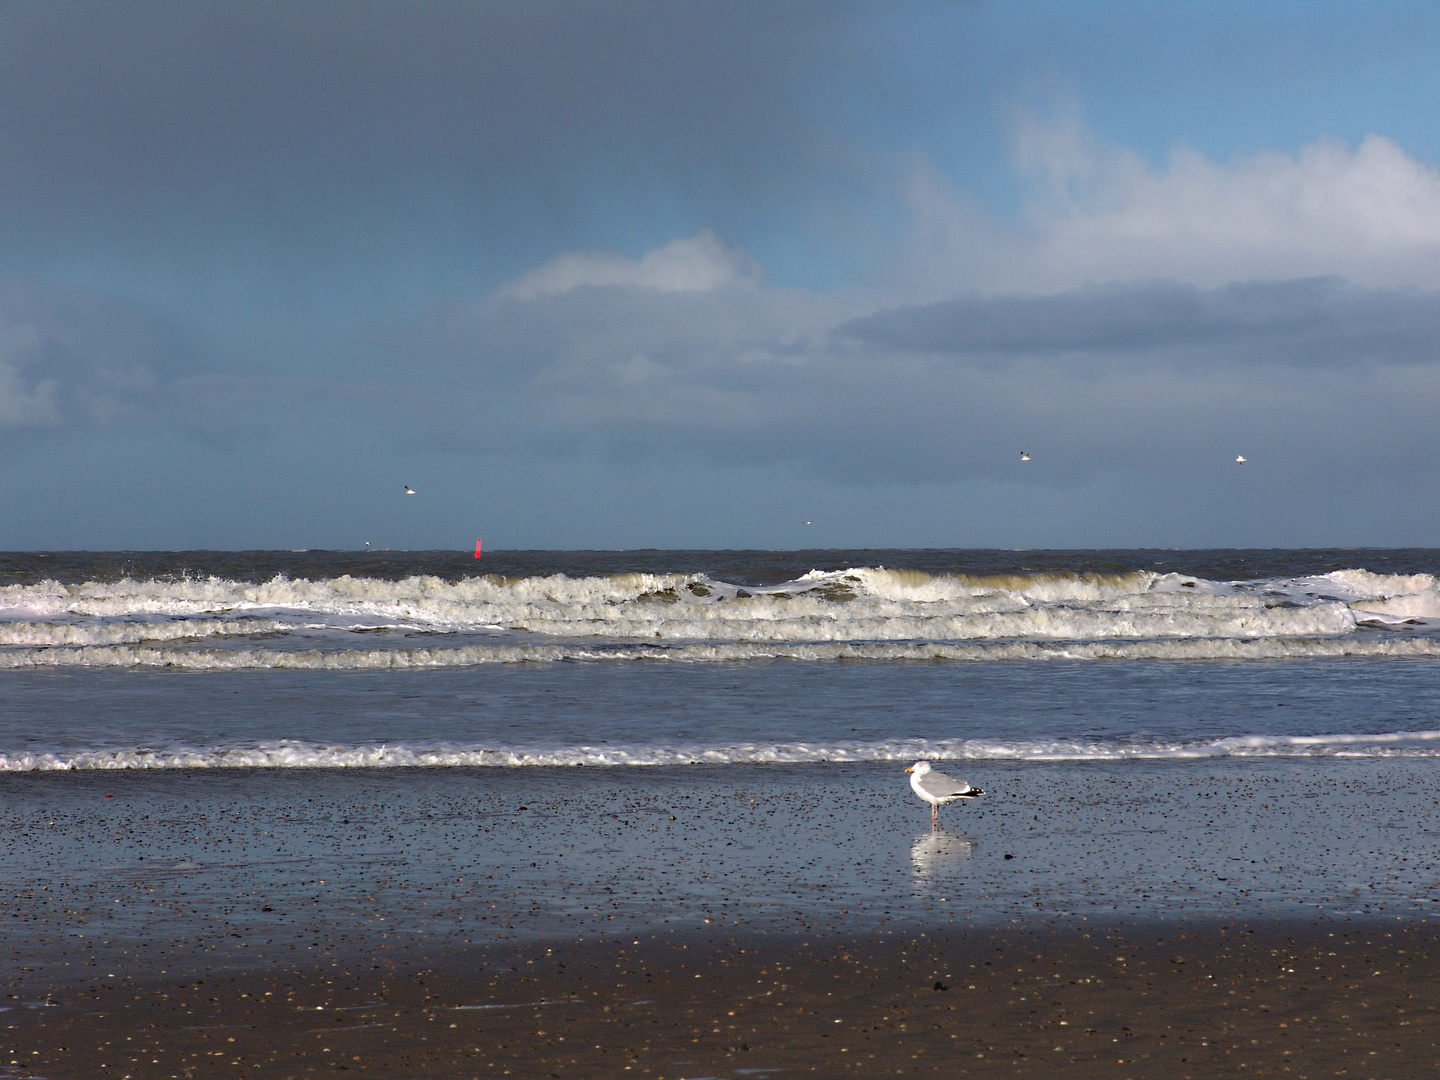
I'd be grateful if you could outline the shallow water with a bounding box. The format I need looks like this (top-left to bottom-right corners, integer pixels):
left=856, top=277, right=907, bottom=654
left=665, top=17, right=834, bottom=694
left=4, top=657, right=1440, bottom=769
left=4, top=758, right=1437, bottom=983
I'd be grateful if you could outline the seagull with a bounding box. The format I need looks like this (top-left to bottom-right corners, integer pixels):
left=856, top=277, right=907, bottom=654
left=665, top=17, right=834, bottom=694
left=1020, top=451, right=1030, bottom=462
left=1235, top=455, right=1246, bottom=465
left=906, top=761, right=983, bottom=826
left=802, top=520, right=812, bottom=526
left=404, top=485, right=417, bottom=494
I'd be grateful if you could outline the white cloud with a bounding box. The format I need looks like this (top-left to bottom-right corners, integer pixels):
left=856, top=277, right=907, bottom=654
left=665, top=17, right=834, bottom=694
left=902, top=120, right=1440, bottom=295
left=502, top=229, right=762, bottom=299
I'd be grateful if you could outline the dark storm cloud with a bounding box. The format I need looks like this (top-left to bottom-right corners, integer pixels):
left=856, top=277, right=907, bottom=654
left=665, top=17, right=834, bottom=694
left=843, top=278, right=1440, bottom=365
left=0, top=1, right=872, bottom=257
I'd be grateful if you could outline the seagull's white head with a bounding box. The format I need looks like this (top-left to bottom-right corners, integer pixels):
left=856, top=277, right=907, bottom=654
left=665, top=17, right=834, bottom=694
left=905, top=761, right=931, bottom=776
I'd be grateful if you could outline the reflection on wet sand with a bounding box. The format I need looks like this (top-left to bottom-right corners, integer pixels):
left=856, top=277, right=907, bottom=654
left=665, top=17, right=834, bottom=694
left=910, top=829, right=978, bottom=876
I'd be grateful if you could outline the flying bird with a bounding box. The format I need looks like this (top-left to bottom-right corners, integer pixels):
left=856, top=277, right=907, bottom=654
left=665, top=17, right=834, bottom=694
left=906, top=761, right=983, bottom=826
left=1020, top=451, right=1031, bottom=462
left=404, top=485, right=417, bottom=494
left=802, top=520, right=812, bottom=526
left=1235, top=455, right=1246, bottom=465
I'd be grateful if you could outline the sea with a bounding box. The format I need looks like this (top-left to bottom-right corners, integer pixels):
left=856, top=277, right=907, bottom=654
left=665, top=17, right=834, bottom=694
left=4, top=548, right=1440, bottom=980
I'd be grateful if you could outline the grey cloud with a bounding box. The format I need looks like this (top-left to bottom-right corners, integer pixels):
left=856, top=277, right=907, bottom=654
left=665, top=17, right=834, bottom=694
left=843, top=278, right=1440, bottom=365
left=369, top=282, right=842, bottom=454
left=361, top=275, right=1440, bottom=485
left=0, top=280, right=332, bottom=446
left=14, top=268, right=1439, bottom=492
left=0, top=282, right=187, bottom=430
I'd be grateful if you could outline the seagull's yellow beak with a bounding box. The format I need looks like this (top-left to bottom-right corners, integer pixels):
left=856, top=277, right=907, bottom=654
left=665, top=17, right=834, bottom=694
left=904, top=766, right=914, bottom=773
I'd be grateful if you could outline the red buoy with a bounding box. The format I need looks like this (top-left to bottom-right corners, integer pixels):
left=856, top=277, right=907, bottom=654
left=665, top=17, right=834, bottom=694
left=474, top=539, right=482, bottom=558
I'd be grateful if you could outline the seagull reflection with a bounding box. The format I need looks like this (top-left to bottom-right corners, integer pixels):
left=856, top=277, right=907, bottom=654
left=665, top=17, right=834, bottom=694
left=910, top=829, right=978, bottom=876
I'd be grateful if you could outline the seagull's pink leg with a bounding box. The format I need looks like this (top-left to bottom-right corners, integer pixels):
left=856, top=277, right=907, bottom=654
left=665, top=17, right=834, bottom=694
left=931, top=804, right=939, bottom=827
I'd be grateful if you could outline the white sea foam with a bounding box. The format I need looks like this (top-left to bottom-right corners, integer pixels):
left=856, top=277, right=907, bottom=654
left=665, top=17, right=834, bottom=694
left=5, top=730, right=1439, bottom=772
left=1350, top=589, right=1440, bottom=622
left=2, top=635, right=1439, bottom=670
left=1, top=566, right=1436, bottom=661
left=0, top=618, right=288, bottom=647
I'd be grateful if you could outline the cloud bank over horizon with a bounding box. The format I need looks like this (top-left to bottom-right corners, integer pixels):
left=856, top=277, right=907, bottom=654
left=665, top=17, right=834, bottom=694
left=4, top=1, right=1440, bottom=550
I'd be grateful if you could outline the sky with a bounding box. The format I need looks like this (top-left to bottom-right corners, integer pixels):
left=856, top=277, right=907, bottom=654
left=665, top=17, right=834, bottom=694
left=4, top=0, right=1440, bottom=550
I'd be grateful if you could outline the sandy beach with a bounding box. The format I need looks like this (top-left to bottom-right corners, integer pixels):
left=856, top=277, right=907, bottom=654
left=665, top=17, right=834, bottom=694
left=6, top=754, right=1440, bottom=1077
left=7, top=918, right=1439, bottom=1079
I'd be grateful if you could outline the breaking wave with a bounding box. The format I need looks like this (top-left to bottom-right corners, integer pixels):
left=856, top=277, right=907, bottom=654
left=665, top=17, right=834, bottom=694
left=1, top=565, right=1437, bottom=667
left=3, top=636, right=1440, bottom=670
left=6, top=730, right=1440, bottom=771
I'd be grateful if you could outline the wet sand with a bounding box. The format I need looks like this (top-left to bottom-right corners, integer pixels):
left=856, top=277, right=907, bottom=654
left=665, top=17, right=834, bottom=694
left=7, top=761, right=1440, bottom=1077
left=7, top=759, right=1440, bottom=970
left=7, top=918, right=1440, bottom=1079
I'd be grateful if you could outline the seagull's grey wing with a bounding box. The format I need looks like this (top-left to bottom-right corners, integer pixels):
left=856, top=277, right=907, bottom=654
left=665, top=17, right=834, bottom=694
left=916, top=770, right=972, bottom=799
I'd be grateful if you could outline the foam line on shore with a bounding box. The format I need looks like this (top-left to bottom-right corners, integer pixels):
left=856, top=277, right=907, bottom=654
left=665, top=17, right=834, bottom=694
left=6, top=729, right=1440, bottom=771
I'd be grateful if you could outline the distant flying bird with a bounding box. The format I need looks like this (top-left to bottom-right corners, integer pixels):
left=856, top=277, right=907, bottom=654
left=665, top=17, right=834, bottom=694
left=404, top=485, right=416, bottom=494
left=1020, top=451, right=1031, bottom=462
left=802, top=520, right=812, bottom=526
left=1235, top=455, right=1246, bottom=465
left=906, top=761, right=984, bottom=827
left=364, top=541, right=371, bottom=548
